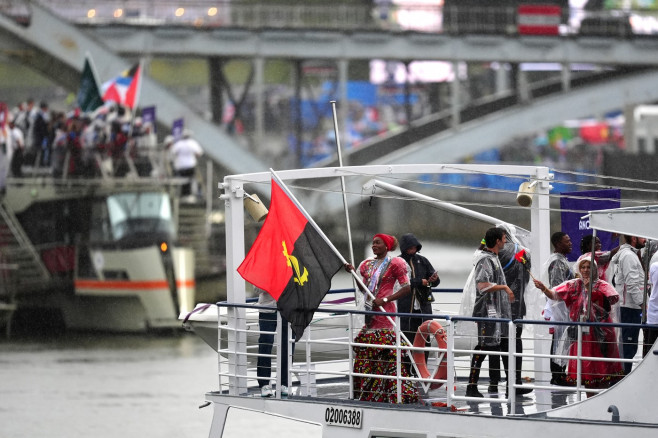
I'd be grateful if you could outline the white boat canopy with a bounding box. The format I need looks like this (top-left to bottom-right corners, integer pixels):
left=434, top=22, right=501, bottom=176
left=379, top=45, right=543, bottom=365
left=583, top=205, right=658, bottom=241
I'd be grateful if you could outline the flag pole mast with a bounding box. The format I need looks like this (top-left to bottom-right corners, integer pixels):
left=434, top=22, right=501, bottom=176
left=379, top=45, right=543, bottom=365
left=127, top=59, right=144, bottom=139
left=269, top=170, right=415, bottom=348
left=329, top=100, right=360, bottom=307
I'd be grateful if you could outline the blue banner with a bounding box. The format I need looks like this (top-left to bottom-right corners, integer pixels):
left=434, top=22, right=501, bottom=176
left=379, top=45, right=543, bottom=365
left=560, top=189, right=621, bottom=261
left=141, top=106, right=156, bottom=133
left=172, top=118, right=184, bottom=141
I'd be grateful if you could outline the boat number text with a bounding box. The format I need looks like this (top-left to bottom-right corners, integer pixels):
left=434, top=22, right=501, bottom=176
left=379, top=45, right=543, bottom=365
left=325, top=407, right=363, bottom=428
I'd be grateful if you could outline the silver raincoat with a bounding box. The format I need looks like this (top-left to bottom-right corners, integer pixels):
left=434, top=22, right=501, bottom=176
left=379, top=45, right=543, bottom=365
left=461, top=249, right=511, bottom=346
left=542, top=252, right=574, bottom=366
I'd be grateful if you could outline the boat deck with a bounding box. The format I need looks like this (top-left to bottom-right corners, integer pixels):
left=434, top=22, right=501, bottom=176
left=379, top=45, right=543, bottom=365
left=226, top=373, right=581, bottom=417
left=205, top=299, right=655, bottom=422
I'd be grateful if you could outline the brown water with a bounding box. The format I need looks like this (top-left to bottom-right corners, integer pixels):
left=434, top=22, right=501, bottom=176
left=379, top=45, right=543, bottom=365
left=0, top=333, right=217, bottom=438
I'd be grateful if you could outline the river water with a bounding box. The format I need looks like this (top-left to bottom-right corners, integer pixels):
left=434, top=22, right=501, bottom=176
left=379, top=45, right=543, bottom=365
left=0, top=243, right=475, bottom=438
left=0, top=333, right=217, bottom=438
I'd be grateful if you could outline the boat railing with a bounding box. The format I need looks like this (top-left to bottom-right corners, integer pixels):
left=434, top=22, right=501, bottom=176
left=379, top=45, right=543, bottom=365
left=215, top=300, right=654, bottom=414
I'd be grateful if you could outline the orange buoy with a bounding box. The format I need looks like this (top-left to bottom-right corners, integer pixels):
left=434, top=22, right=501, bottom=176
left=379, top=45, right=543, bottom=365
left=412, top=320, right=448, bottom=389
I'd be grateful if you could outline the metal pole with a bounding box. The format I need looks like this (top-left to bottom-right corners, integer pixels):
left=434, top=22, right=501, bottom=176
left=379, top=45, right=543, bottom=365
left=270, top=169, right=415, bottom=347
left=330, top=100, right=358, bottom=305
left=642, top=239, right=652, bottom=324
left=588, top=230, right=596, bottom=322
left=205, top=160, right=212, bottom=238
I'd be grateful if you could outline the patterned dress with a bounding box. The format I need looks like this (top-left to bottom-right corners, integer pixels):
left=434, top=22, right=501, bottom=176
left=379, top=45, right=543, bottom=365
left=353, top=257, right=418, bottom=403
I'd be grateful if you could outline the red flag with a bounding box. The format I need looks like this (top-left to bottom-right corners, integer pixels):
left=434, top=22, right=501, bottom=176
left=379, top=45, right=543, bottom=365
left=579, top=122, right=609, bottom=144
left=514, top=249, right=528, bottom=265
left=514, top=249, right=536, bottom=280
left=102, top=63, right=142, bottom=109
left=237, top=177, right=344, bottom=340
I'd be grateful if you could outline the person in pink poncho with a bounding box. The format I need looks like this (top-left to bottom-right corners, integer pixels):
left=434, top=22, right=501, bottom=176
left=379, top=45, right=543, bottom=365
left=534, top=255, right=624, bottom=391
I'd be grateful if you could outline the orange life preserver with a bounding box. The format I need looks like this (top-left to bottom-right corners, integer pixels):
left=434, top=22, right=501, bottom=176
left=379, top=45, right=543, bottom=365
left=412, top=320, right=448, bottom=389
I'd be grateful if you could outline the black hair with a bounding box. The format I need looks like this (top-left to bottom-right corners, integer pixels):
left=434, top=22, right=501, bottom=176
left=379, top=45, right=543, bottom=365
left=551, top=231, right=567, bottom=248
left=484, top=227, right=504, bottom=248
left=580, top=234, right=598, bottom=254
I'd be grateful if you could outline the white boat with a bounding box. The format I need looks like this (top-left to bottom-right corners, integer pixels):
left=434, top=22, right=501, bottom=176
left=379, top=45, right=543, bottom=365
left=195, top=164, right=658, bottom=438
left=3, top=173, right=201, bottom=332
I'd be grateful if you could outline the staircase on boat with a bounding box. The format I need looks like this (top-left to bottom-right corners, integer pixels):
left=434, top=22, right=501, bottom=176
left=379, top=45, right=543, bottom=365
left=177, top=200, right=225, bottom=279
left=0, top=200, right=49, bottom=337
left=0, top=201, right=51, bottom=292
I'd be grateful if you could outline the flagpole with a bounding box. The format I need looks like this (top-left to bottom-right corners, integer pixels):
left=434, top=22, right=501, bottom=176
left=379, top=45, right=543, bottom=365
left=330, top=100, right=360, bottom=307
left=269, top=170, right=415, bottom=348
left=127, top=59, right=144, bottom=139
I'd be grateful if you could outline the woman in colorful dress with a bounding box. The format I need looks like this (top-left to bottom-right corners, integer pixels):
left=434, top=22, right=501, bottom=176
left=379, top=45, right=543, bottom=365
left=348, top=233, right=418, bottom=403
left=534, top=255, right=624, bottom=391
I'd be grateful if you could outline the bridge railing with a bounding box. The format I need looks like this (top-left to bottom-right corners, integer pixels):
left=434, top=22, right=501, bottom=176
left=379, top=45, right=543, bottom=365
left=2, top=1, right=658, bottom=37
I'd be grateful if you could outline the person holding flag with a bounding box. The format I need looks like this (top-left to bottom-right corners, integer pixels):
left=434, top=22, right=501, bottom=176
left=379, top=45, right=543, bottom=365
left=238, top=171, right=415, bottom=402
left=238, top=172, right=346, bottom=398
left=237, top=172, right=345, bottom=342
left=346, top=233, right=419, bottom=404
left=533, top=255, right=624, bottom=392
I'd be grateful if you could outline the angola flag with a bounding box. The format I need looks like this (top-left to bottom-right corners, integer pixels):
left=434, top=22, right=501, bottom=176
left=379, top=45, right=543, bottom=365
left=237, top=177, right=344, bottom=341
left=77, top=56, right=104, bottom=113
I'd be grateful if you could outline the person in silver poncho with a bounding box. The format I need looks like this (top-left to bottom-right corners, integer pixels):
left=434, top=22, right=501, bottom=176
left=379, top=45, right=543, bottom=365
left=495, top=228, right=533, bottom=395
left=543, top=231, right=574, bottom=385
left=464, top=227, right=515, bottom=398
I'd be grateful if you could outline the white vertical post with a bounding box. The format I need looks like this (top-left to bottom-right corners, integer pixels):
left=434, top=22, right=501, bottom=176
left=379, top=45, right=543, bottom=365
left=451, top=61, right=460, bottom=128
left=531, top=166, right=553, bottom=384
left=508, top=320, right=517, bottom=412
left=220, top=178, right=248, bottom=395
left=446, top=319, right=455, bottom=407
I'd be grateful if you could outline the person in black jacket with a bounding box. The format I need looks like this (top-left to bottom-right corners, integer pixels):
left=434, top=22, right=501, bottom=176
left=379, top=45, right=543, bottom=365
left=397, top=233, right=440, bottom=373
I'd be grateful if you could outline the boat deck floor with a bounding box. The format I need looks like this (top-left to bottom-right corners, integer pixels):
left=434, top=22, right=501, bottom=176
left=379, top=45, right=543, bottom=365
left=238, top=376, right=582, bottom=417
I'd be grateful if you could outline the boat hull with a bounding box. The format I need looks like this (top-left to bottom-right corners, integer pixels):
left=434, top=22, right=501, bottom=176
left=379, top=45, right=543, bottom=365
left=206, top=389, right=658, bottom=438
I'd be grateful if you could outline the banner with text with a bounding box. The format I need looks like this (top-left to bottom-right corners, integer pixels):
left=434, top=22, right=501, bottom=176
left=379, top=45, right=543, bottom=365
left=560, top=188, right=621, bottom=261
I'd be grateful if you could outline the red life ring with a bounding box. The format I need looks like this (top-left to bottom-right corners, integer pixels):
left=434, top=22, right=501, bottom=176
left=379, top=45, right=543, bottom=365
left=412, top=320, right=448, bottom=389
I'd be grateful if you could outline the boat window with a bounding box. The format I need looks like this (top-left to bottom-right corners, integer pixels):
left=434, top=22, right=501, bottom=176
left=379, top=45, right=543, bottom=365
left=90, top=192, right=176, bottom=243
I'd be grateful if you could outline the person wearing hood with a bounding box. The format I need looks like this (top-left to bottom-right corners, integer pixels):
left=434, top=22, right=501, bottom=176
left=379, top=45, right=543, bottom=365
left=534, top=255, right=624, bottom=392
left=397, top=233, right=440, bottom=368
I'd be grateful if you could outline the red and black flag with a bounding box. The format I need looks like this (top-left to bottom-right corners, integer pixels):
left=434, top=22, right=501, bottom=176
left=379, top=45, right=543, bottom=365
left=237, top=175, right=344, bottom=341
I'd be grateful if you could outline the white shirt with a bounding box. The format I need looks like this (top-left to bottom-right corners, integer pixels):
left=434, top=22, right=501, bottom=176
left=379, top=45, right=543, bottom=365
left=256, top=288, right=277, bottom=313
left=7, top=126, right=24, bottom=165
left=647, top=261, right=658, bottom=325
left=170, top=137, right=203, bottom=171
